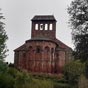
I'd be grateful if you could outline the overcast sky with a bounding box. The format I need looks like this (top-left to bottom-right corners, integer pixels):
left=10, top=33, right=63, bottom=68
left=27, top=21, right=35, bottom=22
left=0, top=0, right=73, bottom=63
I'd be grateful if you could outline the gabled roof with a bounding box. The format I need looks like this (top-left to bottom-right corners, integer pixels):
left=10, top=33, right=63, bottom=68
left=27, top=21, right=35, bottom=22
left=55, top=38, right=72, bottom=50
left=14, top=44, right=26, bottom=51
left=31, top=15, right=56, bottom=21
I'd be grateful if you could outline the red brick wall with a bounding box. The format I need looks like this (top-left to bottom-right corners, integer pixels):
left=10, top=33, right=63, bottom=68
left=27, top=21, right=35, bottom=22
left=31, top=21, right=56, bottom=39
left=15, top=40, right=58, bottom=74
left=14, top=40, right=71, bottom=74
left=14, top=16, right=72, bottom=75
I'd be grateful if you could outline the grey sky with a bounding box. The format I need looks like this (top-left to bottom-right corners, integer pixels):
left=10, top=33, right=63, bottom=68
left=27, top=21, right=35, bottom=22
left=0, top=0, right=73, bottom=63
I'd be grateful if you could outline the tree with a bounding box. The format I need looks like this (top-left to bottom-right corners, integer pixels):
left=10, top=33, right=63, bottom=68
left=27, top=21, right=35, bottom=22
left=0, top=61, right=8, bottom=74
left=0, top=9, right=8, bottom=61
left=68, top=0, right=88, bottom=62
left=64, top=60, right=85, bottom=87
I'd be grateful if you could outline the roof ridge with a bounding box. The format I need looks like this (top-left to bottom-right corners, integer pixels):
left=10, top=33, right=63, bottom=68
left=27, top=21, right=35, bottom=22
left=31, top=15, right=56, bottom=21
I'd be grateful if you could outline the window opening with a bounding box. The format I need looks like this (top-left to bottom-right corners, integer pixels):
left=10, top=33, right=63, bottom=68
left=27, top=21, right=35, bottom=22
left=51, top=48, right=54, bottom=53
left=50, top=24, right=53, bottom=30
left=45, top=24, right=48, bottom=30
left=36, top=46, right=41, bottom=53
left=45, top=46, right=50, bottom=52
left=40, top=24, right=43, bottom=30
left=35, top=24, right=38, bottom=30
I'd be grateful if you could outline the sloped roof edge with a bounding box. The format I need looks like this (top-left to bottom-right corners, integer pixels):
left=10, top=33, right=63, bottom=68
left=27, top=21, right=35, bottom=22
left=31, top=15, right=56, bottom=21
left=14, top=38, right=72, bottom=51
left=55, top=38, right=72, bottom=50
left=14, top=44, right=26, bottom=51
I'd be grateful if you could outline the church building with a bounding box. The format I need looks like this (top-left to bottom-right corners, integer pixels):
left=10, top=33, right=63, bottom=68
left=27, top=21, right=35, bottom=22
left=14, top=15, right=72, bottom=74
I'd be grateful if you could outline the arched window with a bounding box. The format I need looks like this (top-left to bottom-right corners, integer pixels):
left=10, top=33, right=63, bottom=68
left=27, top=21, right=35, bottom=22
left=36, top=46, right=41, bottom=53
left=40, top=24, right=43, bottom=30
left=45, top=24, right=48, bottom=30
left=50, top=24, right=53, bottom=30
left=45, top=46, right=50, bottom=52
left=51, top=48, right=54, bottom=53
left=35, top=24, right=38, bottom=30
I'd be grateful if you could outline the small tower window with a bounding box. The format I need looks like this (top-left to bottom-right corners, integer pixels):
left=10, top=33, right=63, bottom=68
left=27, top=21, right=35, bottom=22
left=35, top=24, right=38, bottom=30
left=40, top=24, right=43, bottom=30
left=36, top=46, right=41, bottom=53
left=51, top=48, right=54, bottom=53
left=50, top=24, right=53, bottom=30
left=45, top=24, right=48, bottom=30
left=45, top=46, right=50, bottom=52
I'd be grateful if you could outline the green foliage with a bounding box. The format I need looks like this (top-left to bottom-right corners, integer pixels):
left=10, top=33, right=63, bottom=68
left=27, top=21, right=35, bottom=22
left=53, top=82, right=71, bottom=88
left=64, top=60, right=85, bottom=86
left=68, top=0, right=88, bottom=62
left=0, top=62, right=14, bottom=88
left=0, top=63, right=56, bottom=88
left=0, top=73, right=14, bottom=88
left=7, top=67, right=18, bottom=78
left=1, top=61, right=82, bottom=88
left=0, top=61, right=8, bottom=73
left=85, top=61, right=88, bottom=78
left=78, top=75, right=88, bottom=88
left=14, top=72, right=32, bottom=88
left=28, top=79, right=53, bottom=88
left=68, top=0, right=88, bottom=81
left=0, top=63, right=74, bottom=88
left=68, top=0, right=88, bottom=30
left=0, top=10, right=8, bottom=60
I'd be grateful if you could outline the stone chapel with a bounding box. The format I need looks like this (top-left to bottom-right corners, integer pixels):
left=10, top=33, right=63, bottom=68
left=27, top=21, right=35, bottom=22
left=14, top=15, right=72, bottom=74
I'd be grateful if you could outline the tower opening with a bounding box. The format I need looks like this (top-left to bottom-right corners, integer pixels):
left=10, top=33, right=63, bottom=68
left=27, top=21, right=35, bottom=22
left=31, top=15, right=56, bottom=39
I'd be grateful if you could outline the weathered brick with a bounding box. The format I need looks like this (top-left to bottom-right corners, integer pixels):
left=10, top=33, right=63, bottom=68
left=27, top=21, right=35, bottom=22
left=14, top=15, right=73, bottom=74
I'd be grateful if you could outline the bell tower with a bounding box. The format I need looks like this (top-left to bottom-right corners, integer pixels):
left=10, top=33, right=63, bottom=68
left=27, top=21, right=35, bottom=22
left=31, top=15, right=56, bottom=39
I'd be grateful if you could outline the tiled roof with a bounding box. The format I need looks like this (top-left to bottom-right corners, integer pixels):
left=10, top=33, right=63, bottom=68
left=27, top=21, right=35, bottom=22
left=26, top=37, right=53, bottom=41
left=14, top=38, right=72, bottom=51
left=26, top=38, right=58, bottom=45
left=55, top=38, right=72, bottom=50
left=31, top=15, right=56, bottom=21
left=14, top=44, right=26, bottom=51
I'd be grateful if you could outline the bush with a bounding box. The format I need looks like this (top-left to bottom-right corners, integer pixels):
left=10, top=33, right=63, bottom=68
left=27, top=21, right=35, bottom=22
left=53, top=82, right=71, bottom=88
left=63, top=60, right=85, bottom=88
left=0, top=73, right=14, bottom=88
